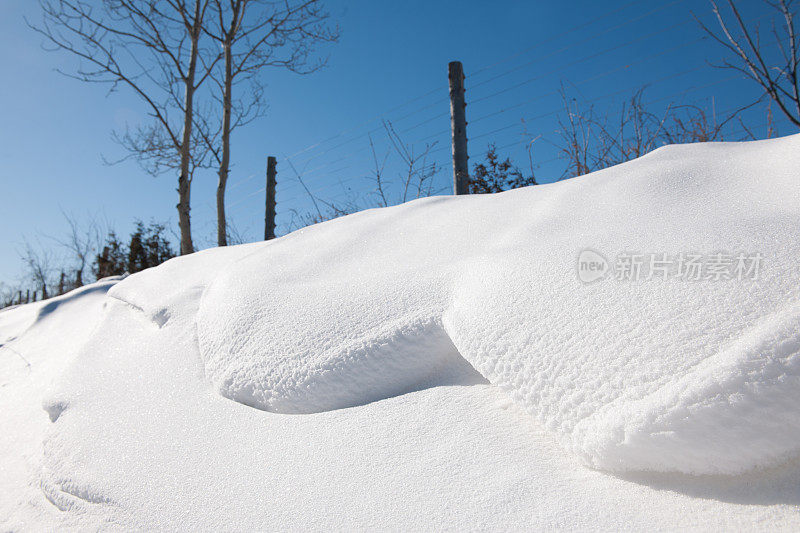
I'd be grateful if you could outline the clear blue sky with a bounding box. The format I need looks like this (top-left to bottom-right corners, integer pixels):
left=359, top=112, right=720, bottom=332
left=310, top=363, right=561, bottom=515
left=0, top=0, right=792, bottom=287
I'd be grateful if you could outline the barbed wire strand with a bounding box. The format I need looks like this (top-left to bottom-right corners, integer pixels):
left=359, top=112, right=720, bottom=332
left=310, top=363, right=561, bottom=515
left=280, top=0, right=683, bottom=166
left=269, top=32, right=710, bottom=199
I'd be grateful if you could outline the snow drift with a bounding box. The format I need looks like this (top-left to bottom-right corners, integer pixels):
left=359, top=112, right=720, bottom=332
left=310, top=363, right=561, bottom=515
left=3, top=136, right=800, bottom=529
left=88, top=135, right=800, bottom=477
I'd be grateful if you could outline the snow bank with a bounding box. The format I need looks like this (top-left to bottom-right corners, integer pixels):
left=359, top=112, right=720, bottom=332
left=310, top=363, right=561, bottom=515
left=6, top=135, right=798, bottom=529
left=190, top=135, right=800, bottom=475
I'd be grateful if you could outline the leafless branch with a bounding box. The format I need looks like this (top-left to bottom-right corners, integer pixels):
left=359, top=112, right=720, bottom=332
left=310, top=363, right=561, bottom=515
left=697, top=0, right=800, bottom=127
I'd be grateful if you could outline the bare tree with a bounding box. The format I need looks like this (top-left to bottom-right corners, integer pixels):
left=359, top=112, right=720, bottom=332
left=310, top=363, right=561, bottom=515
left=20, top=239, right=54, bottom=300
left=0, top=283, right=18, bottom=308
left=697, top=0, right=800, bottom=128
left=30, top=0, right=221, bottom=254
left=368, top=121, right=441, bottom=208
left=197, top=0, right=338, bottom=246
left=557, top=87, right=676, bottom=178
left=555, top=87, right=752, bottom=179
left=50, top=211, right=100, bottom=288
left=557, top=88, right=594, bottom=178
left=661, top=102, right=753, bottom=144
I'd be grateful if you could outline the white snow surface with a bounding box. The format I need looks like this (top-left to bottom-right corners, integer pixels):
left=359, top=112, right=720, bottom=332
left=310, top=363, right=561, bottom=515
left=2, top=136, right=800, bottom=530
left=194, top=134, right=800, bottom=475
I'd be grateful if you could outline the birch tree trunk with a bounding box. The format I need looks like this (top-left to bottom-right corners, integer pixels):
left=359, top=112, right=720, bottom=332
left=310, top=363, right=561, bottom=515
left=201, top=0, right=338, bottom=247
left=178, top=0, right=204, bottom=255
left=217, top=37, right=234, bottom=247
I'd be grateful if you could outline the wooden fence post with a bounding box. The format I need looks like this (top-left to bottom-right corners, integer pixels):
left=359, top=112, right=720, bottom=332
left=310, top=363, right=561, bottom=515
left=265, top=156, right=277, bottom=240
left=448, top=61, right=469, bottom=195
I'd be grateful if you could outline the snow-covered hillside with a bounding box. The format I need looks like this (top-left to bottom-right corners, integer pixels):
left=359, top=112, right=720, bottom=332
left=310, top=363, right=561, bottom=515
left=2, top=136, right=800, bottom=530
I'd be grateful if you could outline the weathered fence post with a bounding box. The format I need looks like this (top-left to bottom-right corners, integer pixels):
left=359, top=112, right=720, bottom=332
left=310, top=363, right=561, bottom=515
left=448, top=61, right=469, bottom=195
left=265, top=156, right=277, bottom=240
left=25, top=290, right=29, bottom=304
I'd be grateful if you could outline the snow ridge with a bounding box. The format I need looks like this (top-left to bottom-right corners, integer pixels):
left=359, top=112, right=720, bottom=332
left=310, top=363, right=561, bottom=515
left=191, top=136, right=800, bottom=475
